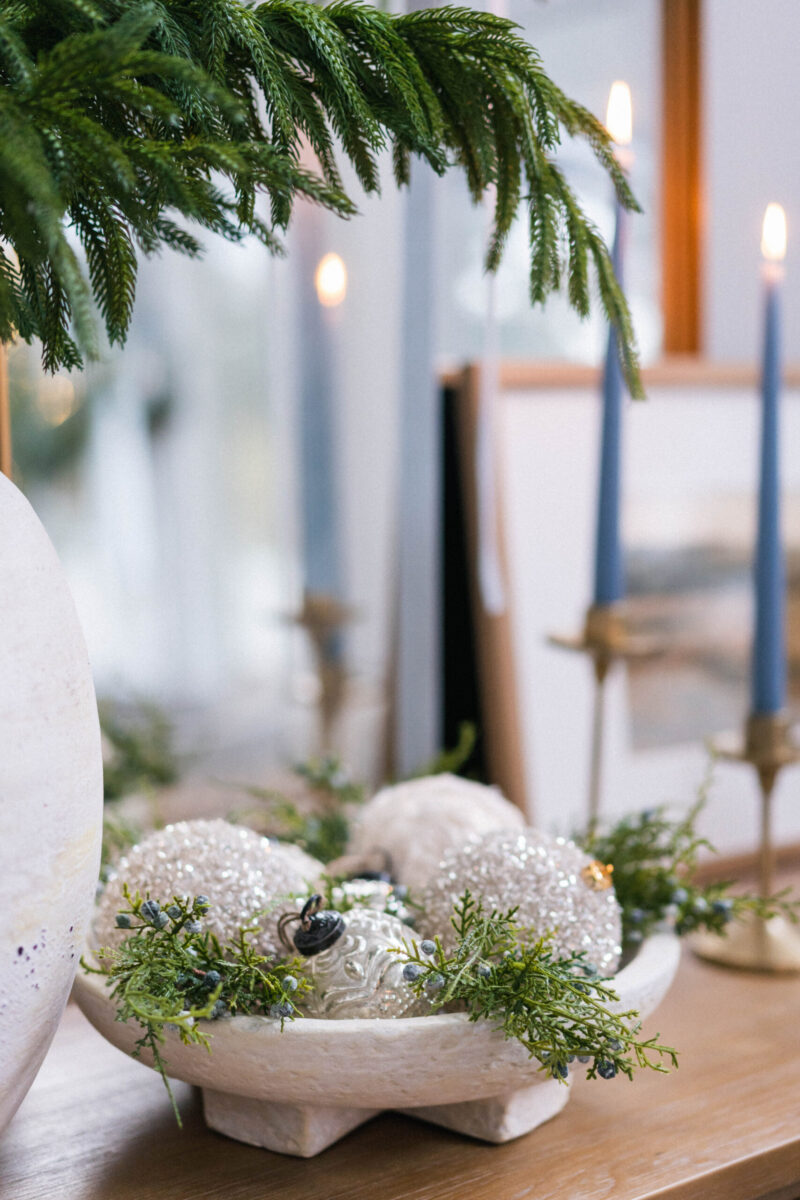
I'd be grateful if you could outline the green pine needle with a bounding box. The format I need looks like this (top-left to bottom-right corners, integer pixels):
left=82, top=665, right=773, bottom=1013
left=2, top=0, right=641, bottom=394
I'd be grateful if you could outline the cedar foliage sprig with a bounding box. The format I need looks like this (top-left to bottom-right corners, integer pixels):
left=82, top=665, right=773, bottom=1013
left=2, top=0, right=642, bottom=394
left=413, top=721, right=477, bottom=778
left=83, top=885, right=310, bottom=1124
left=581, top=795, right=800, bottom=948
left=397, top=891, right=678, bottom=1084
left=99, top=809, right=141, bottom=881
left=99, top=697, right=180, bottom=802
left=235, top=754, right=365, bottom=862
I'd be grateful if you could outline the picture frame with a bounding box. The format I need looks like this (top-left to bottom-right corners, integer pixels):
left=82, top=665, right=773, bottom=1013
left=448, top=360, right=800, bottom=856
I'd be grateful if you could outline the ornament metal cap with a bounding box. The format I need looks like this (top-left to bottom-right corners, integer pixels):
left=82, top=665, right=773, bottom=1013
left=581, top=860, right=614, bottom=891
left=280, top=894, right=346, bottom=957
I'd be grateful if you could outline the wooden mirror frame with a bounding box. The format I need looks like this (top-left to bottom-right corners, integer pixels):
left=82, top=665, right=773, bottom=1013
left=662, top=0, right=703, bottom=355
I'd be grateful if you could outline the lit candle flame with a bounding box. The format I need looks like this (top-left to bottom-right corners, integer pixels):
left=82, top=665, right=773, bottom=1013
left=35, top=375, right=78, bottom=427
left=606, top=81, right=632, bottom=146
left=314, top=253, right=347, bottom=307
left=761, top=203, right=787, bottom=262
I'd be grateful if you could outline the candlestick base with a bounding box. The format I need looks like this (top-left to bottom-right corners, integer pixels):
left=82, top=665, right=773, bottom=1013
left=690, top=911, right=800, bottom=973
left=711, top=711, right=800, bottom=794
left=292, top=591, right=355, bottom=753
left=549, top=603, right=663, bottom=683
left=694, top=711, right=800, bottom=974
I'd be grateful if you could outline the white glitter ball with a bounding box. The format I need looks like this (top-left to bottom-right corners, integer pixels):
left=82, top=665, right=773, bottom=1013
left=418, top=828, right=622, bottom=975
left=296, top=909, right=430, bottom=1019
left=347, top=774, right=526, bottom=892
left=267, top=839, right=325, bottom=886
left=93, top=820, right=323, bottom=962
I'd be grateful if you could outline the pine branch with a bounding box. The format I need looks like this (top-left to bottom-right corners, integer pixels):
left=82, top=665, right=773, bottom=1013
left=1, top=0, right=641, bottom=394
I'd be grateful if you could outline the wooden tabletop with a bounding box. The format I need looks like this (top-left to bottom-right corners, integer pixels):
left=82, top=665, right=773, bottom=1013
left=2, top=943, right=800, bottom=1200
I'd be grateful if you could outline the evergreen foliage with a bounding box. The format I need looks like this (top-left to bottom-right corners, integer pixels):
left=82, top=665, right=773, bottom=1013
left=1, top=0, right=642, bottom=393
left=84, top=885, right=308, bottom=1124
left=85, top=884, right=676, bottom=1124
left=236, top=755, right=365, bottom=863
left=99, top=697, right=180, bottom=801
left=413, top=720, right=477, bottom=778
left=396, top=891, right=678, bottom=1084
left=581, top=796, right=800, bottom=949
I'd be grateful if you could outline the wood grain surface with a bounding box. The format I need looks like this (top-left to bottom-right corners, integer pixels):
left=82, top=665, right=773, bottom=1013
left=2, top=939, right=799, bottom=1200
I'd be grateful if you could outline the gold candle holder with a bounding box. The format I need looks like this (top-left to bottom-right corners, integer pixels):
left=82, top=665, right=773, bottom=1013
left=293, top=591, right=354, bottom=753
left=549, top=603, right=663, bottom=833
left=691, top=710, right=800, bottom=973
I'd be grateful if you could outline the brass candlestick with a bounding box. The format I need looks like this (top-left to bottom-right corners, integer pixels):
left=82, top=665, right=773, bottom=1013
left=293, top=591, right=354, bottom=753
left=691, top=710, right=800, bottom=972
left=549, top=603, right=663, bottom=833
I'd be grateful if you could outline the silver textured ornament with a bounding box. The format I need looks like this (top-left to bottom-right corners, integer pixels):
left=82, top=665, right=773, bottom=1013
left=348, top=773, right=525, bottom=892
left=295, top=908, right=430, bottom=1019
left=418, top=828, right=622, bottom=974
left=93, top=820, right=323, bottom=961
left=331, top=879, right=414, bottom=926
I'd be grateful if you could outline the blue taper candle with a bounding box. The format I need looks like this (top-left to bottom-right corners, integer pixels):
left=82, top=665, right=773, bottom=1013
left=752, top=203, right=788, bottom=714
left=593, top=202, right=627, bottom=606
left=296, top=217, right=345, bottom=600
left=593, top=83, right=632, bottom=608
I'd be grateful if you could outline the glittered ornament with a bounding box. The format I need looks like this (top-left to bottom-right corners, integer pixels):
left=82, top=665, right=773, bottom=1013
left=267, top=839, right=325, bottom=887
left=286, top=898, right=429, bottom=1019
left=93, top=820, right=323, bottom=962
left=347, top=773, right=525, bottom=892
left=418, top=828, right=622, bottom=975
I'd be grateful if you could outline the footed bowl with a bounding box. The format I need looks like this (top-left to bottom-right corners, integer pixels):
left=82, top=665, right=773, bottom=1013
left=73, top=931, right=680, bottom=1157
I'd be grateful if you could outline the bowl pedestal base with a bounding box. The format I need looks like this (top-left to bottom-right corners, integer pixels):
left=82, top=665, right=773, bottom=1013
left=202, top=1090, right=381, bottom=1158
left=401, top=1076, right=571, bottom=1144
left=202, top=1077, right=571, bottom=1157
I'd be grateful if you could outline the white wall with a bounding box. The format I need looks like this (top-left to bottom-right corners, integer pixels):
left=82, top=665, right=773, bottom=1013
left=501, top=381, right=800, bottom=855
left=705, top=0, right=800, bottom=360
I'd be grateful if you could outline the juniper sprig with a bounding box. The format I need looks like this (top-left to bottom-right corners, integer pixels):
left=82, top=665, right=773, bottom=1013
left=234, top=754, right=364, bottom=863
left=581, top=796, right=800, bottom=948
left=413, top=721, right=478, bottom=779
left=83, top=885, right=309, bottom=1124
left=99, top=808, right=141, bottom=881
left=397, top=891, right=678, bottom=1084
left=99, top=697, right=179, bottom=803
left=1, top=0, right=642, bottom=393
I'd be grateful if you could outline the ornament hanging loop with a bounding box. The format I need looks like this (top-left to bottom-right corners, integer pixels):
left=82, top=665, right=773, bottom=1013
left=278, top=894, right=346, bottom=957
left=300, top=894, right=324, bottom=926
left=277, top=895, right=322, bottom=953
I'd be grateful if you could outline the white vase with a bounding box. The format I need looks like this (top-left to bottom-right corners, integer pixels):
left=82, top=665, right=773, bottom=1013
left=0, top=474, right=103, bottom=1132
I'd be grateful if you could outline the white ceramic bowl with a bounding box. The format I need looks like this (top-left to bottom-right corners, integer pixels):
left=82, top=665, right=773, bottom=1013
left=74, top=931, right=680, bottom=1156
